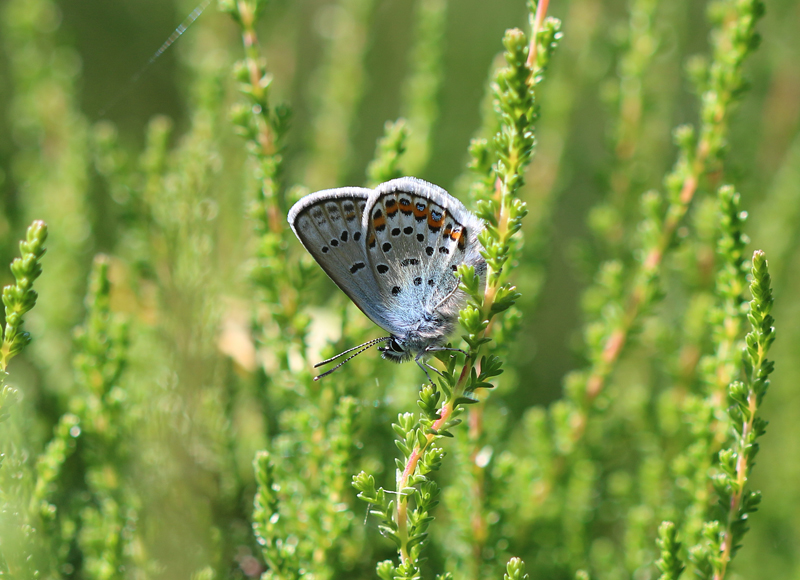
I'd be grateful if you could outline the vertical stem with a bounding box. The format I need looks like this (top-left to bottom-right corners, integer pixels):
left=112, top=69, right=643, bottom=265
left=714, top=385, right=758, bottom=580
left=527, top=0, right=551, bottom=73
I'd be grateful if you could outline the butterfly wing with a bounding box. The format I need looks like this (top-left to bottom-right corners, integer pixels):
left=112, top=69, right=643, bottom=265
left=362, top=177, right=485, bottom=334
left=287, top=187, right=397, bottom=332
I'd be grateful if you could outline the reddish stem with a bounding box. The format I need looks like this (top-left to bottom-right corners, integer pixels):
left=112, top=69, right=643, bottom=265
left=526, top=0, right=551, bottom=73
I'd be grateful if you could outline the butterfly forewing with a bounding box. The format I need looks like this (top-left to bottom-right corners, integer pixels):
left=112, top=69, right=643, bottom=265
left=288, top=188, right=396, bottom=331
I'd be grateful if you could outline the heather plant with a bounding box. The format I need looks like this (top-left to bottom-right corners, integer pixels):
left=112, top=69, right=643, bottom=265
left=0, top=0, right=796, bottom=579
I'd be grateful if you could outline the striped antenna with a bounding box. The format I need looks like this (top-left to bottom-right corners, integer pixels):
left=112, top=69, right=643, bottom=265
left=313, top=336, right=391, bottom=380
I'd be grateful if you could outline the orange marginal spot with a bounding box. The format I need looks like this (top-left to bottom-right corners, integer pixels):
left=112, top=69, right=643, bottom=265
left=456, top=227, right=467, bottom=250
left=413, top=202, right=427, bottom=219
left=427, top=208, right=446, bottom=229
left=385, top=197, right=398, bottom=217
left=372, top=215, right=386, bottom=230
left=450, top=226, right=467, bottom=250
left=398, top=198, right=413, bottom=215
left=367, top=232, right=376, bottom=247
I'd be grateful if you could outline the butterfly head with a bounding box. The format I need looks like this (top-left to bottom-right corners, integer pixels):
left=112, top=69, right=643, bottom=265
left=378, top=328, right=447, bottom=363
left=377, top=336, right=413, bottom=363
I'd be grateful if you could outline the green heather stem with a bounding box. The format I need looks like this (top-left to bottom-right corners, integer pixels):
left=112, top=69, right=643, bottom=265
left=226, top=0, right=311, bottom=364
left=386, top=5, right=561, bottom=571
left=228, top=0, right=284, bottom=231
left=711, top=250, right=774, bottom=580
left=707, top=185, right=748, bottom=419
left=366, top=119, right=409, bottom=187
left=0, top=221, right=48, bottom=373
left=591, top=0, right=659, bottom=251
left=395, top=362, right=473, bottom=562
left=574, top=0, right=765, bottom=439
left=583, top=152, right=701, bottom=406
left=655, top=522, right=685, bottom=580
left=504, top=557, right=529, bottom=580
left=228, top=5, right=369, bottom=577
left=526, top=0, right=550, bottom=74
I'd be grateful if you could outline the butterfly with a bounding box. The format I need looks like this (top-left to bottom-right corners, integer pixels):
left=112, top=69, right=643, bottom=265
left=288, top=177, right=486, bottom=382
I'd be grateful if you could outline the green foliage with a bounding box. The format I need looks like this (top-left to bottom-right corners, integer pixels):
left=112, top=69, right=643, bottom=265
left=367, top=119, right=410, bottom=187
left=1, top=220, right=47, bottom=372
left=655, top=522, right=685, bottom=580
left=0, top=0, right=796, bottom=578
left=504, top=557, right=529, bottom=580
left=685, top=250, right=775, bottom=580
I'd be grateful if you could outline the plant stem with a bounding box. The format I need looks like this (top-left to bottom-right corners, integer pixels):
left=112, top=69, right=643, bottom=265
left=713, top=391, right=755, bottom=580
left=396, top=362, right=474, bottom=563
left=527, top=0, right=550, bottom=74
left=390, top=2, right=557, bottom=569
left=236, top=0, right=281, bottom=234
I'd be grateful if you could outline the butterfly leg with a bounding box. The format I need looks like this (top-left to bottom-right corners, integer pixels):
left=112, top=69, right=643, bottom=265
left=424, top=345, right=469, bottom=358
left=415, top=357, right=435, bottom=385
left=414, top=352, right=447, bottom=385
left=424, top=360, right=446, bottom=378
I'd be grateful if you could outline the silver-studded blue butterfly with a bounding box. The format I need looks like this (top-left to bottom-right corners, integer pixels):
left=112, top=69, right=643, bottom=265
left=287, top=177, right=486, bottom=381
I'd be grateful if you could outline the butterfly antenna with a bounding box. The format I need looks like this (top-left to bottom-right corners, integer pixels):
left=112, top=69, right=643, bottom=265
left=314, top=338, right=389, bottom=381
left=313, top=336, right=391, bottom=368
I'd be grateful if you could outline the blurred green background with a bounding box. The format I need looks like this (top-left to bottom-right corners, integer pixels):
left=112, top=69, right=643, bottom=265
left=1, top=0, right=799, bottom=577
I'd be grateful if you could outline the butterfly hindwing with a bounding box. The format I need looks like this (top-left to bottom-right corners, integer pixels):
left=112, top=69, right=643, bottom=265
left=287, top=187, right=396, bottom=331
left=363, top=178, right=485, bottom=332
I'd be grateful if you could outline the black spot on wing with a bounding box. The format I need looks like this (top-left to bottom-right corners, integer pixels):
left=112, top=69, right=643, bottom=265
left=350, top=262, right=366, bottom=273
left=377, top=264, right=389, bottom=274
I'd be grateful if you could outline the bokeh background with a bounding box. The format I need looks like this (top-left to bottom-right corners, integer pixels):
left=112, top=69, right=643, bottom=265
left=1, top=0, right=798, bottom=577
